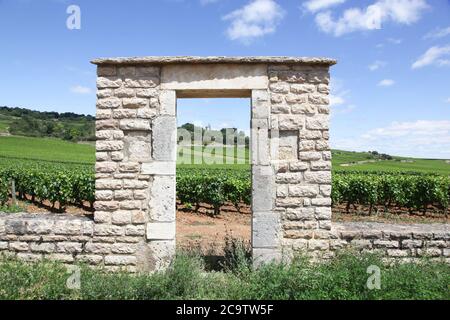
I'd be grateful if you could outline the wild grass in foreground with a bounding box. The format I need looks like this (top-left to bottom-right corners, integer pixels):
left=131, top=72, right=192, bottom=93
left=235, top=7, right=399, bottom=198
left=0, top=250, right=448, bottom=300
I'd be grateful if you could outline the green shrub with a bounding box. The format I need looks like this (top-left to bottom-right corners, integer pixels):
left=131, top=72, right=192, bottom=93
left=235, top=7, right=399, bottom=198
left=0, top=252, right=448, bottom=300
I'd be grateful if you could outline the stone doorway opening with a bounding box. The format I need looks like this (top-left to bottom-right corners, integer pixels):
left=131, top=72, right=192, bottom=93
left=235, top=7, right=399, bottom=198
left=176, top=97, right=252, bottom=268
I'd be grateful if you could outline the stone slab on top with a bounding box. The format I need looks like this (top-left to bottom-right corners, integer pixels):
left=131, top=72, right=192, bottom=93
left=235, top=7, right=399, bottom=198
left=91, top=56, right=337, bottom=66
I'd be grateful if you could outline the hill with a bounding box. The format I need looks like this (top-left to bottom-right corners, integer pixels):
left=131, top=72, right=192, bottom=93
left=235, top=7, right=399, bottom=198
left=332, top=150, right=450, bottom=175
left=0, top=136, right=94, bottom=164
left=0, top=106, right=95, bottom=142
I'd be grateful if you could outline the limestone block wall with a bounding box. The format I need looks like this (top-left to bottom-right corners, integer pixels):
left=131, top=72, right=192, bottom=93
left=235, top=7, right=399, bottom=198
left=95, top=64, right=176, bottom=271
left=332, top=222, right=449, bottom=262
left=266, top=65, right=332, bottom=259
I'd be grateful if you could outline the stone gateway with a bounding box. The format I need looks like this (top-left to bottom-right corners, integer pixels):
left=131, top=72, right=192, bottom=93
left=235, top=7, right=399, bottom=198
left=0, top=57, right=448, bottom=271
left=92, top=56, right=336, bottom=269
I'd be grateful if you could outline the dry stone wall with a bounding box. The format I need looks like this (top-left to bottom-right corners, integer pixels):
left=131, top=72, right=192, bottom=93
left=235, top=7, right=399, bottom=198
left=0, top=57, right=448, bottom=271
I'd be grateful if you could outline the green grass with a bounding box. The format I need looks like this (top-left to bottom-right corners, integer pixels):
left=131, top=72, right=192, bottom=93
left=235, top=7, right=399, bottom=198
left=336, top=158, right=450, bottom=174
left=332, top=150, right=378, bottom=166
left=0, top=251, right=448, bottom=300
left=333, top=150, right=450, bottom=175
left=0, top=136, right=95, bottom=164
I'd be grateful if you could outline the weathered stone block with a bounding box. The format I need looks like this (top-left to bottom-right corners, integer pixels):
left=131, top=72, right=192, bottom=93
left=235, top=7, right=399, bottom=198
left=252, top=89, right=270, bottom=119
left=119, top=119, right=151, bottom=131
left=124, top=77, right=159, bottom=88
left=291, top=84, right=315, bottom=94
left=253, top=248, right=282, bottom=267
left=96, top=179, right=122, bottom=190
left=122, top=98, right=148, bottom=109
left=95, top=162, right=117, bottom=173
left=253, top=212, right=280, bottom=248
left=30, top=242, right=55, bottom=253
left=159, top=90, right=176, bottom=116
left=105, top=255, right=137, bottom=266
left=251, top=119, right=269, bottom=165
left=97, top=77, right=122, bottom=88
left=304, top=171, right=331, bottom=184
left=252, top=166, right=274, bottom=212
left=9, top=241, right=29, bottom=251
left=308, top=240, right=329, bottom=250
left=288, top=186, right=318, bottom=197
left=146, top=222, right=175, bottom=240
left=141, top=161, right=175, bottom=175
left=56, top=242, right=83, bottom=254
left=149, top=176, right=176, bottom=222
left=112, top=211, right=132, bottom=225
left=96, top=141, right=124, bottom=152
left=26, top=220, right=54, bottom=234
left=306, top=116, right=329, bottom=130
left=152, top=116, right=177, bottom=161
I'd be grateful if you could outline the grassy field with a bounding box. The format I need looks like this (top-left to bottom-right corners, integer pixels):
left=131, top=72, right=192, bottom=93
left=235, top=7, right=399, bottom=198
left=1, top=136, right=449, bottom=174
left=0, top=136, right=95, bottom=164
left=333, top=150, right=450, bottom=174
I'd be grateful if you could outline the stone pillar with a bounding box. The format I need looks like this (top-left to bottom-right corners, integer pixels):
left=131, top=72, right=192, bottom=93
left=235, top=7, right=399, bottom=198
left=143, top=89, right=177, bottom=270
left=268, top=64, right=332, bottom=256
left=95, top=64, right=176, bottom=271
left=251, top=89, right=281, bottom=264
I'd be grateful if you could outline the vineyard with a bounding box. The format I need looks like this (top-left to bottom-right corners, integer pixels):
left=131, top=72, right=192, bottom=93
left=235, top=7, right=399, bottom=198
left=0, top=156, right=449, bottom=216
left=0, top=158, right=94, bottom=211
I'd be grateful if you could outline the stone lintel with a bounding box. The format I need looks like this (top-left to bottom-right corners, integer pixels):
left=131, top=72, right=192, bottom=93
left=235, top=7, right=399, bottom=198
left=91, top=56, right=337, bottom=66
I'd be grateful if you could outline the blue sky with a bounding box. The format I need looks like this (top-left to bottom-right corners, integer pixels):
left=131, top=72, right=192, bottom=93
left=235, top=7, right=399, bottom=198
left=1, top=0, right=449, bottom=158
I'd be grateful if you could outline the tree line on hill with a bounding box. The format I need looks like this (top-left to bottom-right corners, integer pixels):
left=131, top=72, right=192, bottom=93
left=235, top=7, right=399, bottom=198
left=178, top=123, right=250, bottom=147
left=0, top=106, right=95, bottom=142
left=0, top=107, right=250, bottom=146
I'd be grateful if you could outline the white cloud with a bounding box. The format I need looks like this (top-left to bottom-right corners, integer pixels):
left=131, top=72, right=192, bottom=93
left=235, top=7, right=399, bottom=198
left=330, top=94, right=345, bottom=106
left=333, top=120, right=450, bottom=158
left=446, top=98, right=450, bottom=103
left=315, top=0, right=429, bottom=37
left=362, top=120, right=450, bottom=139
left=424, top=26, right=450, bottom=40
left=329, top=77, right=355, bottom=115
left=412, top=45, right=450, bottom=69
left=368, top=60, right=387, bottom=71
left=378, top=79, right=395, bottom=87
left=223, top=0, right=285, bottom=42
left=303, top=0, right=346, bottom=13
left=70, top=85, right=92, bottom=94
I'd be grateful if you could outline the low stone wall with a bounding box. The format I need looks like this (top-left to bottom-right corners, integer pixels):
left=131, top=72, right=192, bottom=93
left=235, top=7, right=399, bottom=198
left=0, top=213, right=145, bottom=271
left=1, top=213, right=448, bottom=268
left=330, top=222, right=449, bottom=261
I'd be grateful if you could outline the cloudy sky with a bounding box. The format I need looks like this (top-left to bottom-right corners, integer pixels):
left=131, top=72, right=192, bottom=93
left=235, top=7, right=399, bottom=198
left=1, top=0, right=449, bottom=158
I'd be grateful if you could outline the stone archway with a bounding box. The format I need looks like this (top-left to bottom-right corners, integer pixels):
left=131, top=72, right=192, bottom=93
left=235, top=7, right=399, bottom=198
left=93, top=56, right=335, bottom=270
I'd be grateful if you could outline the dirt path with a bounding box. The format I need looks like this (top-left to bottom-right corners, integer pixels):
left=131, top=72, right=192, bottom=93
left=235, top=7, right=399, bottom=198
left=176, top=210, right=251, bottom=254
